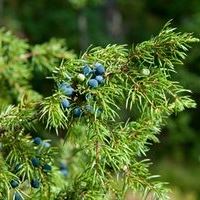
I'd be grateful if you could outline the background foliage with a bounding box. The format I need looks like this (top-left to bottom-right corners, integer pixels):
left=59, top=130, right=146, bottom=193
left=0, top=0, right=200, bottom=199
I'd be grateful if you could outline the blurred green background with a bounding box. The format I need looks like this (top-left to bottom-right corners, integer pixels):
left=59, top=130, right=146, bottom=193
left=1, top=0, right=200, bottom=199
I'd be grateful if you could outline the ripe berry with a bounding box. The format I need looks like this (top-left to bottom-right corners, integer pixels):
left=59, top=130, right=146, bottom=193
left=61, top=98, right=70, bottom=109
left=94, top=63, right=105, bottom=75
left=59, top=83, right=74, bottom=96
left=10, top=180, right=19, bottom=188
left=59, top=162, right=67, bottom=170
left=85, top=93, right=92, bottom=100
left=14, top=192, right=23, bottom=200
left=42, top=141, right=51, bottom=148
left=33, top=137, right=42, bottom=145
left=42, top=164, right=52, bottom=172
left=63, top=87, right=74, bottom=96
left=73, top=107, right=82, bottom=117
left=88, top=79, right=98, bottom=88
left=96, top=108, right=103, bottom=117
left=82, top=65, right=92, bottom=76
left=59, top=162, right=68, bottom=176
left=14, top=163, right=22, bottom=173
left=31, top=157, right=40, bottom=167
left=58, top=82, right=70, bottom=89
left=60, top=169, right=68, bottom=177
left=141, top=68, right=150, bottom=76
left=95, top=75, right=104, bottom=84
left=85, top=105, right=93, bottom=113
left=77, top=73, right=85, bottom=82
left=31, top=179, right=40, bottom=188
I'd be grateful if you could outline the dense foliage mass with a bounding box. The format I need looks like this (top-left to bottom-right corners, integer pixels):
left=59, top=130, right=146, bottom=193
left=0, top=23, right=199, bottom=199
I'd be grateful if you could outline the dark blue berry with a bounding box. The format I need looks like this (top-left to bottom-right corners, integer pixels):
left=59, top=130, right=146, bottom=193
left=62, top=87, right=74, bottom=96
left=10, top=180, right=19, bottom=188
left=95, top=75, right=104, bottom=84
left=42, top=141, right=51, bottom=148
left=85, top=93, right=92, bottom=100
left=59, top=162, right=67, bottom=170
left=61, top=98, right=70, bottom=109
left=85, top=105, right=93, bottom=113
left=73, top=107, right=82, bottom=117
left=42, top=164, right=52, bottom=172
left=94, top=63, right=105, bottom=75
left=96, top=108, right=103, bottom=117
left=59, top=162, right=68, bottom=176
left=33, top=137, right=42, bottom=145
left=14, top=163, right=22, bottom=172
left=60, top=169, right=68, bottom=177
left=82, top=65, right=92, bottom=76
left=88, top=79, right=98, bottom=88
left=31, top=179, right=40, bottom=188
left=31, top=157, right=40, bottom=167
left=58, top=82, right=70, bottom=89
left=59, top=83, right=74, bottom=96
left=14, top=192, right=23, bottom=200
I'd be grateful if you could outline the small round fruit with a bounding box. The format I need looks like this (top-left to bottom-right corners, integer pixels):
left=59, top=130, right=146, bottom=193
left=14, top=192, right=23, bottom=200
left=58, top=82, right=70, bottom=89
left=95, top=75, right=104, bottom=84
left=85, top=93, right=92, bottom=100
left=31, top=157, right=40, bottom=167
left=77, top=73, right=85, bottom=82
left=10, top=180, right=19, bottom=188
left=82, top=65, right=92, bottom=76
left=94, top=63, right=105, bottom=75
left=42, top=164, right=52, bottom=172
left=96, top=108, right=103, bottom=117
left=61, top=98, right=70, bottom=109
left=85, top=105, right=93, bottom=113
left=88, top=79, right=98, bottom=88
left=60, top=169, right=68, bottom=177
left=59, top=83, right=74, bottom=96
left=63, top=87, right=74, bottom=96
left=14, top=163, right=22, bottom=172
left=31, top=179, right=40, bottom=188
left=59, top=162, right=67, bottom=170
left=73, top=107, right=82, bottom=117
left=33, top=137, right=42, bottom=145
left=42, top=141, right=51, bottom=148
left=141, top=68, right=150, bottom=76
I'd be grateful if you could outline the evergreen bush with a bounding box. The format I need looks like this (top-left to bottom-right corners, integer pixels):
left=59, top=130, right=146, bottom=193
left=0, top=22, right=199, bottom=199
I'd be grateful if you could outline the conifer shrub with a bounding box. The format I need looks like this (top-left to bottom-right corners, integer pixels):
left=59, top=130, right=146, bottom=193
left=0, top=22, right=199, bottom=199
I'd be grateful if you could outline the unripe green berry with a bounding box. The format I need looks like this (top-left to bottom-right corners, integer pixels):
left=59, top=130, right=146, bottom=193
left=77, top=73, right=85, bottom=82
left=141, top=68, right=150, bottom=76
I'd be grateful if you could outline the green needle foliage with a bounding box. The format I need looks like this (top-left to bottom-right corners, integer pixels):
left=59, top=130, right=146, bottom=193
left=0, top=22, right=199, bottom=200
